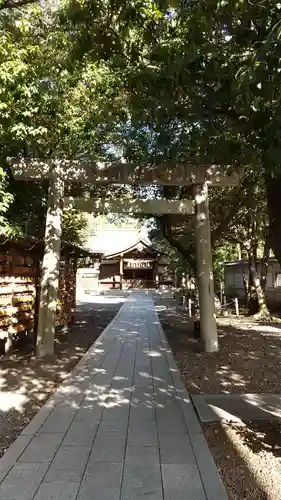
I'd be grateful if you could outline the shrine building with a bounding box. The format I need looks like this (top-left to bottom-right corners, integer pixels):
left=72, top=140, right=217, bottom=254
left=99, top=239, right=169, bottom=289
left=76, top=221, right=173, bottom=292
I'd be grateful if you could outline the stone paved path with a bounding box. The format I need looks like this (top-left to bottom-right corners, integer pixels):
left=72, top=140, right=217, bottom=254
left=0, top=293, right=227, bottom=499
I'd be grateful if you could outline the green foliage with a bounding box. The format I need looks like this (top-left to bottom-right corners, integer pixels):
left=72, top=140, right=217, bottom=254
left=1, top=0, right=281, bottom=265
left=62, top=208, right=87, bottom=244
left=0, top=167, right=14, bottom=236
left=149, top=225, right=189, bottom=275
left=0, top=1, right=128, bottom=244
left=212, top=242, right=238, bottom=286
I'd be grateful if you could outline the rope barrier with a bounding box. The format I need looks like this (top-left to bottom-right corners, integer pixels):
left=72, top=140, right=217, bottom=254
left=181, top=295, right=239, bottom=316
left=220, top=299, right=236, bottom=308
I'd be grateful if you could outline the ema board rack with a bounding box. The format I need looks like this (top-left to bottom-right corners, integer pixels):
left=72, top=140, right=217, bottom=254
left=56, top=259, right=76, bottom=327
left=0, top=239, right=91, bottom=353
left=0, top=254, right=36, bottom=344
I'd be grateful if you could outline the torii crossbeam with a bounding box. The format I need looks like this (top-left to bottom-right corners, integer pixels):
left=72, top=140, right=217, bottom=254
left=64, top=197, right=195, bottom=215
left=9, top=158, right=242, bottom=357
left=10, top=158, right=240, bottom=185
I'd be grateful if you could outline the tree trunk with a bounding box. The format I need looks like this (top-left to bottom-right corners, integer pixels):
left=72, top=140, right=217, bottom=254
left=247, top=251, right=258, bottom=314
left=265, top=173, right=281, bottom=265
left=157, top=216, right=196, bottom=272
left=249, top=253, right=270, bottom=318
left=243, top=274, right=249, bottom=306
left=260, top=240, right=270, bottom=292
left=36, top=170, right=64, bottom=357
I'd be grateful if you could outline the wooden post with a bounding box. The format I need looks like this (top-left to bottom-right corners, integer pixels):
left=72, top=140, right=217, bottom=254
left=33, top=255, right=42, bottom=348
left=36, top=163, right=64, bottom=357
left=155, top=273, right=159, bottom=288
left=220, top=281, right=223, bottom=306
left=181, top=272, right=186, bottom=288
left=188, top=298, right=192, bottom=318
left=120, top=254, right=123, bottom=290
left=73, top=257, right=78, bottom=310
left=194, top=183, right=218, bottom=352
left=155, top=253, right=160, bottom=288
left=235, top=297, right=239, bottom=317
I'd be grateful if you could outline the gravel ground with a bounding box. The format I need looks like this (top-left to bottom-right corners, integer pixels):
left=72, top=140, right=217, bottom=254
left=0, top=295, right=123, bottom=459
left=156, top=297, right=281, bottom=500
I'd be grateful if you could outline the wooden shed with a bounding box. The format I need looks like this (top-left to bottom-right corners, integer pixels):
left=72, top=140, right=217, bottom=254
left=224, top=258, right=281, bottom=309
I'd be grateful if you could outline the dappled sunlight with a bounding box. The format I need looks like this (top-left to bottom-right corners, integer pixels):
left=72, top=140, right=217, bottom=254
left=102, top=389, right=131, bottom=408
left=90, top=348, right=105, bottom=355
left=0, top=392, right=28, bottom=412
left=78, top=294, right=126, bottom=306
left=92, top=368, right=106, bottom=374
left=146, top=350, right=162, bottom=358
left=137, top=371, right=151, bottom=380
left=157, top=297, right=281, bottom=394
left=242, top=394, right=281, bottom=419
left=209, top=405, right=242, bottom=422
left=103, top=399, right=130, bottom=408
left=0, top=291, right=223, bottom=500
left=155, top=305, right=167, bottom=312
left=42, top=369, right=186, bottom=413
left=223, top=423, right=281, bottom=499
left=0, top=292, right=228, bottom=497
left=204, top=420, right=279, bottom=500
left=219, top=318, right=281, bottom=335
left=0, top=294, right=123, bottom=458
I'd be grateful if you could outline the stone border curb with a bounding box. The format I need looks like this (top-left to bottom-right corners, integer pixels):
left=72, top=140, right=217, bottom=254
left=154, top=312, right=228, bottom=500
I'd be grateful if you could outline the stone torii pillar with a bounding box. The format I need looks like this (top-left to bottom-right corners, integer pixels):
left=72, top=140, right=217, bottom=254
left=194, top=183, right=217, bottom=352
left=9, top=158, right=241, bottom=356
left=36, top=163, right=65, bottom=357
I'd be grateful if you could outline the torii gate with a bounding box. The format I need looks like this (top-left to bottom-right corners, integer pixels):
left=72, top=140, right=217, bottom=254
left=9, top=158, right=240, bottom=357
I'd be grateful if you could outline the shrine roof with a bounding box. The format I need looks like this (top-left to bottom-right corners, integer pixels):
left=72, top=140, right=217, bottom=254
left=105, top=239, right=161, bottom=259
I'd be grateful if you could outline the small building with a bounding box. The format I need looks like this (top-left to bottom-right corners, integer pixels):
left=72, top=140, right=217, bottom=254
left=99, top=240, right=172, bottom=290
left=224, top=258, right=281, bottom=307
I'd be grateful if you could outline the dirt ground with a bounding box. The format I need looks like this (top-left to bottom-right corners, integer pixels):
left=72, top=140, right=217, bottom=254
left=156, top=297, right=281, bottom=500
left=204, top=421, right=281, bottom=500
left=156, top=298, right=281, bottom=394
left=0, top=295, right=123, bottom=459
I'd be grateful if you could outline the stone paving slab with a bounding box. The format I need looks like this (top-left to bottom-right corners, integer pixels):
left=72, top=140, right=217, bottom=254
left=0, top=293, right=227, bottom=500
left=191, top=393, right=281, bottom=422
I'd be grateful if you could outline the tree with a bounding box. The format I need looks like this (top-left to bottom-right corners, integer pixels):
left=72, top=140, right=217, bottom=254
left=3, top=0, right=280, bottom=319
left=0, top=1, right=129, bottom=244
left=210, top=172, right=271, bottom=316
left=107, top=0, right=280, bottom=317
left=0, top=167, right=14, bottom=236
left=108, top=0, right=281, bottom=280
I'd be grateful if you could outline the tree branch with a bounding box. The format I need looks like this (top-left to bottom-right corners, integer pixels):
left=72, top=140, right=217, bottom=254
left=199, top=103, right=249, bottom=126
left=211, top=198, right=245, bottom=245
left=157, top=216, right=196, bottom=271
